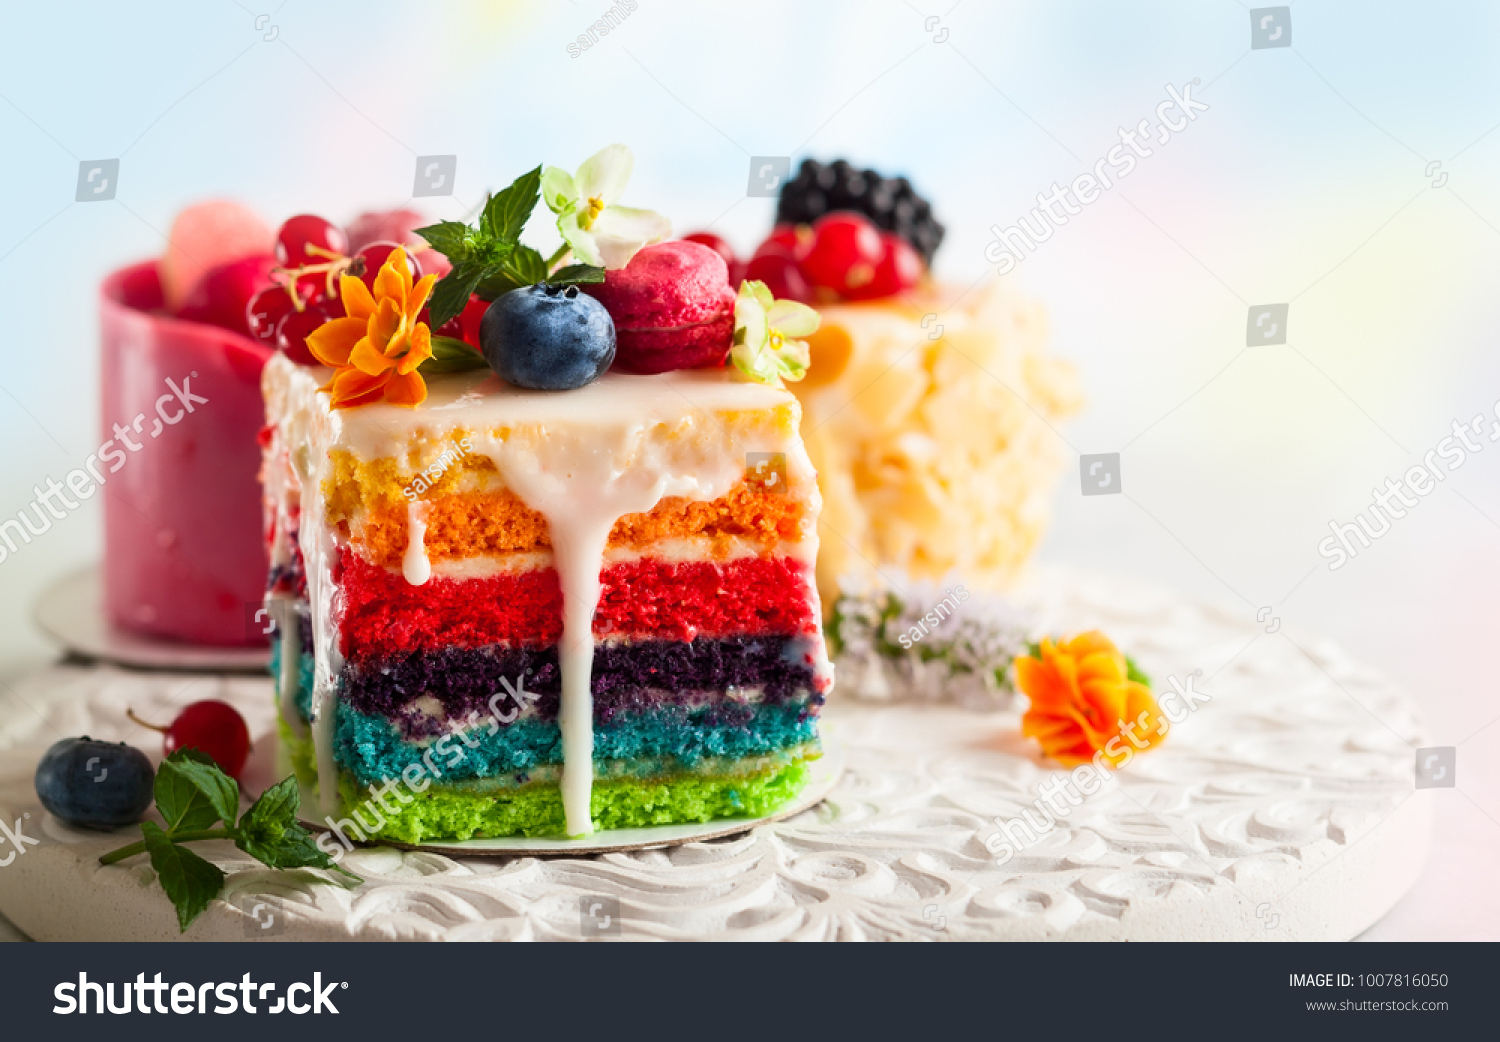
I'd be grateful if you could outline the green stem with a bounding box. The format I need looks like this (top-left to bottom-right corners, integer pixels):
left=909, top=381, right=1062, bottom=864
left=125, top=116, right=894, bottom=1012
left=545, top=244, right=571, bottom=272
left=98, top=828, right=234, bottom=865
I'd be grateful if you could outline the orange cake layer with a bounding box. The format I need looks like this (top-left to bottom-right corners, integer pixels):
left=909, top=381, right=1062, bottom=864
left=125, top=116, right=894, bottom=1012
left=345, top=480, right=804, bottom=569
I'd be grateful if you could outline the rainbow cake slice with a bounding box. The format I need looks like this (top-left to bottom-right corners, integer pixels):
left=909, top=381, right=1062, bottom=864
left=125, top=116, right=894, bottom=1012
left=261, top=354, right=830, bottom=842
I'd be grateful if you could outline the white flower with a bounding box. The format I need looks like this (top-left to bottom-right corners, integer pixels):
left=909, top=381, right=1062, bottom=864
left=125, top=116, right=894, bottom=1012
left=730, top=280, right=818, bottom=385
left=541, top=144, right=670, bottom=269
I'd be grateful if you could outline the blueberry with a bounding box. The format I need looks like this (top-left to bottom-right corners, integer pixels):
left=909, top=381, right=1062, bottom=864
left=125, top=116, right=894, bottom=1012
left=480, top=283, right=616, bottom=391
left=34, top=737, right=154, bottom=830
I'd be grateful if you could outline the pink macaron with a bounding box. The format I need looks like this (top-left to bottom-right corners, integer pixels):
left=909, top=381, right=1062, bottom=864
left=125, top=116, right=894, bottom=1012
left=583, top=240, right=736, bottom=374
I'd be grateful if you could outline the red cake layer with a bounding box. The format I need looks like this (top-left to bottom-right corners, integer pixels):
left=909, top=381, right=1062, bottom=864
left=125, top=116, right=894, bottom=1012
left=337, top=548, right=817, bottom=660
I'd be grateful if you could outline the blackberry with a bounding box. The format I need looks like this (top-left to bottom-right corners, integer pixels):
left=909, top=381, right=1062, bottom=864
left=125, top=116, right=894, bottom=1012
left=776, top=158, right=945, bottom=266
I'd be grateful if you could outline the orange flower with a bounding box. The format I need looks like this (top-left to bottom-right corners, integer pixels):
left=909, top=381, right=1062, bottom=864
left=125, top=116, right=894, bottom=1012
left=1015, top=631, right=1165, bottom=768
left=306, top=247, right=437, bottom=409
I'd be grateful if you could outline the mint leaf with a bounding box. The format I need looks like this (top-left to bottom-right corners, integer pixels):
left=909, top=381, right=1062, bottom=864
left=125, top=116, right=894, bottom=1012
left=413, top=220, right=473, bottom=260
left=1125, top=655, right=1151, bottom=688
left=498, top=244, right=549, bottom=287
left=155, top=748, right=240, bottom=834
left=419, top=335, right=490, bottom=375
left=236, top=777, right=363, bottom=884
left=480, top=166, right=542, bottom=245
left=548, top=263, right=606, bottom=284
left=141, top=821, right=225, bottom=933
left=428, top=260, right=487, bottom=330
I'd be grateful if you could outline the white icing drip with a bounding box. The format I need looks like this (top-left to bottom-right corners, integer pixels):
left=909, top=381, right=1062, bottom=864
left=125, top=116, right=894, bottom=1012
left=302, top=475, right=344, bottom=818
left=402, top=500, right=431, bottom=586
left=272, top=594, right=305, bottom=737
left=470, top=421, right=744, bottom=836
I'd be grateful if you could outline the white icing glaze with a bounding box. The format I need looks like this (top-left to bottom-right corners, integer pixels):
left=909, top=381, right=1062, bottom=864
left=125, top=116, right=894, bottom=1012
left=466, top=422, right=748, bottom=836
left=271, top=593, right=304, bottom=737
left=402, top=500, right=431, bottom=586
left=261, top=354, right=829, bottom=835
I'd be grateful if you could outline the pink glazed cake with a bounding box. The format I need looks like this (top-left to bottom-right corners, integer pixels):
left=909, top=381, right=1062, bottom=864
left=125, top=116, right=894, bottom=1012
left=99, top=262, right=272, bottom=646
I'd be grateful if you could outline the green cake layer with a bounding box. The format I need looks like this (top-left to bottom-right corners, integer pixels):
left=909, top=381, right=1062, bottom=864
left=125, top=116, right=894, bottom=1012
left=280, top=701, right=816, bottom=843
left=333, top=761, right=813, bottom=843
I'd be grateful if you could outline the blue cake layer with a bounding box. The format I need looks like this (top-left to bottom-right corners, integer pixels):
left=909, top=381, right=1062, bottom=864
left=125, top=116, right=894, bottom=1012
left=333, top=699, right=819, bottom=787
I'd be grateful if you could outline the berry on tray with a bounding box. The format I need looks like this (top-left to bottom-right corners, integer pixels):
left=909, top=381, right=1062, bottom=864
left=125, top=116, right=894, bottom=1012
left=582, top=240, right=736, bottom=373
left=160, top=200, right=273, bottom=312
left=34, top=737, right=154, bottom=829
left=776, top=158, right=945, bottom=266
left=481, top=283, right=617, bottom=390
left=174, top=253, right=276, bottom=337
left=128, top=700, right=252, bottom=778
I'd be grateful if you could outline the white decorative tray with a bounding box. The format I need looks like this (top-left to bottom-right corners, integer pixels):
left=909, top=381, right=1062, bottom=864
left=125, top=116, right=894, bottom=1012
left=0, top=567, right=1428, bottom=940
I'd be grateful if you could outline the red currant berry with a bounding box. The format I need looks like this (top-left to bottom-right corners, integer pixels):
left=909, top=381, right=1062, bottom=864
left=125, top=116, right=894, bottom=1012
left=845, top=232, right=924, bottom=300
left=434, top=294, right=487, bottom=346
left=275, top=214, right=347, bottom=268
left=745, top=250, right=812, bottom=303
left=246, top=284, right=295, bottom=346
left=682, top=232, right=737, bottom=273
left=459, top=294, right=489, bottom=346
left=757, top=223, right=813, bottom=262
left=127, top=700, right=252, bottom=778
left=276, top=297, right=342, bottom=366
left=353, top=240, right=421, bottom=292
left=800, top=212, right=883, bottom=294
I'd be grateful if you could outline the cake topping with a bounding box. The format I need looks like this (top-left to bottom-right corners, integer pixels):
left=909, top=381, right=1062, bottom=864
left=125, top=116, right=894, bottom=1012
left=480, top=282, right=617, bottom=390
left=541, top=144, right=671, bottom=269
left=775, top=158, right=945, bottom=266
left=730, top=280, right=818, bottom=385
left=581, top=240, right=735, bottom=374
left=306, top=247, right=437, bottom=408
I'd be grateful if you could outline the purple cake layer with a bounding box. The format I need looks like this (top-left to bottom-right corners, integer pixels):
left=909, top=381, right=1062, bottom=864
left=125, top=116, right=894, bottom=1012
left=337, top=637, right=822, bottom=737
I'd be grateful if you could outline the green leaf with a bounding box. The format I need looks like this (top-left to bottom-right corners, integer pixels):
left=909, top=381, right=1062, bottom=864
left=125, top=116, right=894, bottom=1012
left=548, top=263, right=606, bottom=284
left=428, top=261, right=487, bottom=330
left=480, top=166, right=542, bottom=245
left=412, top=220, right=473, bottom=261
left=1125, top=655, right=1151, bottom=688
left=141, top=821, right=225, bottom=933
left=419, top=335, right=491, bottom=375
left=497, top=244, right=549, bottom=287
left=155, top=748, right=240, bottom=834
left=235, top=776, right=364, bottom=884
left=474, top=267, right=524, bottom=302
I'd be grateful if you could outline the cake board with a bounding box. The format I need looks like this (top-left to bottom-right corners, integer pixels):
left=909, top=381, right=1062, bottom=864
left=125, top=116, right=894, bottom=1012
left=0, top=567, right=1428, bottom=941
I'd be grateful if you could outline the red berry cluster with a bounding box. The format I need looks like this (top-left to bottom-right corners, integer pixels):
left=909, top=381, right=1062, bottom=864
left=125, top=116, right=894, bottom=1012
left=174, top=212, right=487, bottom=365
left=684, top=210, right=922, bottom=305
